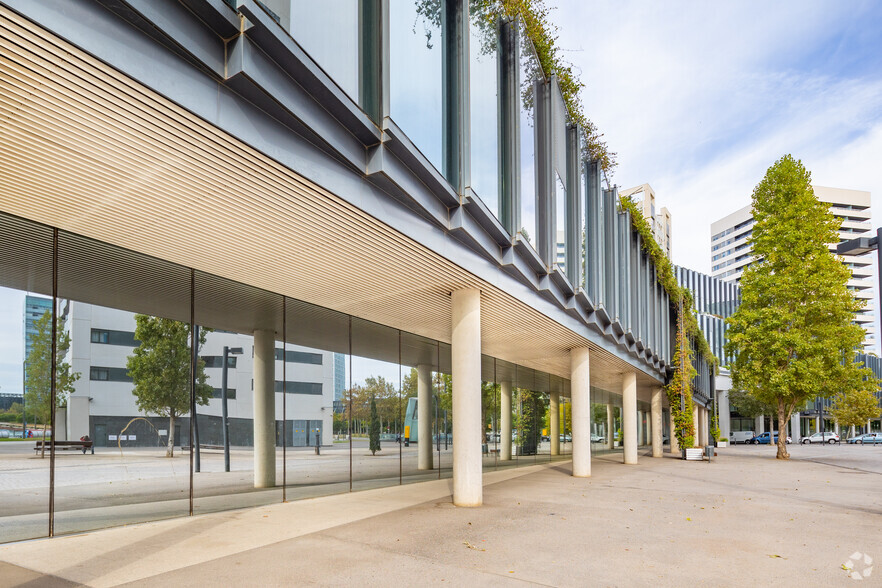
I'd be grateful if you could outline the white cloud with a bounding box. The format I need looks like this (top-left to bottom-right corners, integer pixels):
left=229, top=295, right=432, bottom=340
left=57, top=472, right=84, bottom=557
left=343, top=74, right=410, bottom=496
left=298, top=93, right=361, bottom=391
left=549, top=0, right=882, bottom=272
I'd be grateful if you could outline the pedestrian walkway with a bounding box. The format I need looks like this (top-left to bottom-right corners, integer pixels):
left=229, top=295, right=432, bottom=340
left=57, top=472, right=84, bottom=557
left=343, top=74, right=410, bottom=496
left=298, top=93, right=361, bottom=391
left=2, top=446, right=880, bottom=586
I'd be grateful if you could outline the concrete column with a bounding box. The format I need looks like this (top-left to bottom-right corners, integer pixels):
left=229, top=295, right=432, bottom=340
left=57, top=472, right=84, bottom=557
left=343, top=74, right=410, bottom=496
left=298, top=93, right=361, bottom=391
left=669, top=408, right=680, bottom=453
left=417, top=364, right=433, bottom=470
left=636, top=411, right=644, bottom=446
left=815, top=416, right=821, bottom=434
left=549, top=391, right=560, bottom=456
left=835, top=421, right=841, bottom=436
left=451, top=289, right=482, bottom=507
left=571, top=347, right=591, bottom=477
left=253, top=329, right=276, bottom=489
left=606, top=404, right=615, bottom=450
left=622, top=372, right=638, bottom=465
left=500, top=381, right=512, bottom=460
left=719, top=389, right=731, bottom=441
left=849, top=425, right=855, bottom=438
left=693, top=404, right=700, bottom=447
left=651, top=387, right=663, bottom=458
left=790, top=411, right=800, bottom=440
left=756, top=414, right=765, bottom=435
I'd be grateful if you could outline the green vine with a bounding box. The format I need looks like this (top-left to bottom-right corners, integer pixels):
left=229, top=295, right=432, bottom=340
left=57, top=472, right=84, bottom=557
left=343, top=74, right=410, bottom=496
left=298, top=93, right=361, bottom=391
left=473, top=0, right=617, bottom=175
left=667, top=308, right=696, bottom=449
left=618, top=194, right=718, bottom=369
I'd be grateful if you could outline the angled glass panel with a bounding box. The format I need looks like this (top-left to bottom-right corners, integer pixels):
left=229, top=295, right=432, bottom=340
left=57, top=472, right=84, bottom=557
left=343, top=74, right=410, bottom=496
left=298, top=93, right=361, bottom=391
left=288, top=0, right=360, bottom=103
left=469, top=6, right=500, bottom=217
left=518, top=23, right=542, bottom=246
left=390, top=0, right=444, bottom=172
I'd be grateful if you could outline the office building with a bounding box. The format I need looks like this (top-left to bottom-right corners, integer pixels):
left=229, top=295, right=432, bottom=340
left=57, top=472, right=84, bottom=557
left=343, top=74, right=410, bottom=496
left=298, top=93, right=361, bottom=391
left=710, top=186, right=875, bottom=350
left=0, top=0, right=715, bottom=543
left=619, top=184, right=672, bottom=258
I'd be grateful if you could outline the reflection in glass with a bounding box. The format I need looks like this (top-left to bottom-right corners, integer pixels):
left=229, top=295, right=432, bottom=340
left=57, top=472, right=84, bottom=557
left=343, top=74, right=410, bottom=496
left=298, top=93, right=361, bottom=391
left=285, top=300, right=351, bottom=500
left=469, top=7, right=500, bottom=216
left=390, top=0, right=443, bottom=172
left=555, top=173, right=567, bottom=273
left=518, top=23, right=542, bottom=246
left=350, top=319, right=401, bottom=491
left=289, top=0, right=360, bottom=102
left=54, top=230, right=194, bottom=536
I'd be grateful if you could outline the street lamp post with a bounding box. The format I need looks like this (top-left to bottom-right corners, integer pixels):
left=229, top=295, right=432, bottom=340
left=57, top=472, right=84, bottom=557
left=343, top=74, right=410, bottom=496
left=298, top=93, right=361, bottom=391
left=221, top=346, right=243, bottom=473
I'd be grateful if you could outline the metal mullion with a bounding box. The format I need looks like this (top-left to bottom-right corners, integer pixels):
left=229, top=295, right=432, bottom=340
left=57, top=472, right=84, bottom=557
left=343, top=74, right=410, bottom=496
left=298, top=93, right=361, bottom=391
left=48, top=227, right=57, bottom=537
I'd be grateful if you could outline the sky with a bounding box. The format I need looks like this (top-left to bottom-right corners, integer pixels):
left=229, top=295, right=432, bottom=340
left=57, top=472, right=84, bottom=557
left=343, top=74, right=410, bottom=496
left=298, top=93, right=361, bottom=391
left=550, top=0, right=882, bottom=275
left=2, top=1, right=882, bottom=394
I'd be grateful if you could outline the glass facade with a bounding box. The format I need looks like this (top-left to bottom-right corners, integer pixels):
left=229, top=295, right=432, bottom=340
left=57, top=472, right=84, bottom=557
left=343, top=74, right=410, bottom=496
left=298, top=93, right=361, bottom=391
left=469, top=7, right=500, bottom=217
left=518, top=24, right=542, bottom=245
left=390, top=0, right=444, bottom=172
left=0, top=211, right=621, bottom=543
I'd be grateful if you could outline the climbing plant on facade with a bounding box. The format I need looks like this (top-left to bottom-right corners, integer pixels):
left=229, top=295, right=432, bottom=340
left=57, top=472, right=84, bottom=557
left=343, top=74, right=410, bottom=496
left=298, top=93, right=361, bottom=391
left=666, top=306, right=696, bottom=449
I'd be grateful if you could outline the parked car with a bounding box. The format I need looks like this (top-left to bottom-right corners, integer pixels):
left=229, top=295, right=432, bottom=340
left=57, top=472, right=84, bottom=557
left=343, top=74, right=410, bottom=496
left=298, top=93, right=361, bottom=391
left=800, top=432, right=839, bottom=444
left=590, top=433, right=604, bottom=443
left=731, top=431, right=756, bottom=444
left=846, top=432, right=882, bottom=444
left=750, top=432, right=791, bottom=445
left=559, top=433, right=572, bottom=442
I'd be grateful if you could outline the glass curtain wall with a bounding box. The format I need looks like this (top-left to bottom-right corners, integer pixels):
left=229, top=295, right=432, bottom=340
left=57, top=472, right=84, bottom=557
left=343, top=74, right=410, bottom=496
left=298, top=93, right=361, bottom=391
left=390, top=0, right=444, bottom=172
left=192, top=272, right=284, bottom=514
left=518, top=21, right=542, bottom=247
left=0, top=215, right=53, bottom=543
left=54, top=231, right=194, bottom=536
left=350, top=318, right=402, bottom=492
left=285, top=299, right=351, bottom=500
left=0, top=213, right=587, bottom=543
left=400, top=332, right=440, bottom=484
left=590, top=387, right=623, bottom=455
left=469, top=4, right=500, bottom=217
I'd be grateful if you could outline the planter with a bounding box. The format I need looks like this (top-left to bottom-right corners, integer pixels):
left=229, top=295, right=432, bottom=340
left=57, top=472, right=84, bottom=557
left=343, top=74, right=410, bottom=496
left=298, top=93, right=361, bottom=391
left=685, top=448, right=704, bottom=461
left=717, top=441, right=728, bottom=448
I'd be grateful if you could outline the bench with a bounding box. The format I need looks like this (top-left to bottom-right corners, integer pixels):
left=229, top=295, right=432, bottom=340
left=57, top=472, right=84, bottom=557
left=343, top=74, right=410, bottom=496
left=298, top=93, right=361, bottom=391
left=34, top=440, right=93, bottom=454
left=181, top=444, right=225, bottom=452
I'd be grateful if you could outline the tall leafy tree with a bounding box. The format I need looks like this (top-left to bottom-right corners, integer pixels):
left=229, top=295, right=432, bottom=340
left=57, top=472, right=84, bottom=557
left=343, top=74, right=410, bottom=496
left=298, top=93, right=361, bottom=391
left=829, top=389, right=881, bottom=434
left=127, top=315, right=212, bottom=457
left=726, top=155, right=878, bottom=459
left=369, top=396, right=381, bottom=455
left=24, top=309, right=80, bottom=457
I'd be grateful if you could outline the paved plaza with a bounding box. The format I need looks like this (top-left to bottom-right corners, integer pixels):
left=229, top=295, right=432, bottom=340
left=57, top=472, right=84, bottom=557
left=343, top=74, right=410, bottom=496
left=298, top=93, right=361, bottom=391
left=1, top=443, right=880, bottom=586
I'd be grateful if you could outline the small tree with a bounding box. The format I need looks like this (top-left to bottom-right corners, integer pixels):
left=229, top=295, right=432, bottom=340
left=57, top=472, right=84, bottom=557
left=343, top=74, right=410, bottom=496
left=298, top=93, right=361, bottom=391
left=829, top=389, right=881, bottom=434
left=127, top=315, right=212, bottom=457
left=727, top=155, right=878, bottom=459
left=25, top=310, right=80, bottom=457
left=369, top=396, right=381, bottom=455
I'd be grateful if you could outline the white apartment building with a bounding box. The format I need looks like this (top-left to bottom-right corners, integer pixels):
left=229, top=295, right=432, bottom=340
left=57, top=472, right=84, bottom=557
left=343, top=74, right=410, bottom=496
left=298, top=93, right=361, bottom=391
left=619, top=183, right=672, bottom=258
left=62, top=302, right=338, bottom=448
left=710, top=185, right=875, bottom=350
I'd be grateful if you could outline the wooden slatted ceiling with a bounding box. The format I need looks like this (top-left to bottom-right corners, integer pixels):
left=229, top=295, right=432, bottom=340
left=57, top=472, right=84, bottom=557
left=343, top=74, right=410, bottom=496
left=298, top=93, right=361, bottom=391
left=0, top=7, right=659, bottom=394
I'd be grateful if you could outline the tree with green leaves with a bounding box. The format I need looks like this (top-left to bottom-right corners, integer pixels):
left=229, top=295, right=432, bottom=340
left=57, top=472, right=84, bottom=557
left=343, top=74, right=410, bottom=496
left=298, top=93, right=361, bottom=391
left=369, top=396, right=381, bottom=455
left=127, top=315, right=212, bottom=457
left=726, top=155, right=878, bottom=459
left=829, top=389, right=881, bottom=434
left=728, top=388, right=773, bottom=420
left=24, top=309, right=80, bottom=457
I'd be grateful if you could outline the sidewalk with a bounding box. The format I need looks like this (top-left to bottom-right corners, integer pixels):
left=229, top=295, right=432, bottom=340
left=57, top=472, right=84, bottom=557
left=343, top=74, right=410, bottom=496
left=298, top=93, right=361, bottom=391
left=2, top=446, right=880, bottom=586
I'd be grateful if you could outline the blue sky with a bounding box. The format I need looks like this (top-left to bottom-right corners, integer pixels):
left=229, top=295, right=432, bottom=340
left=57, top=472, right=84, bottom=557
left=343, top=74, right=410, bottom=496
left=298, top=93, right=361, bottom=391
left=552, top=0, right=882, bottom=275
